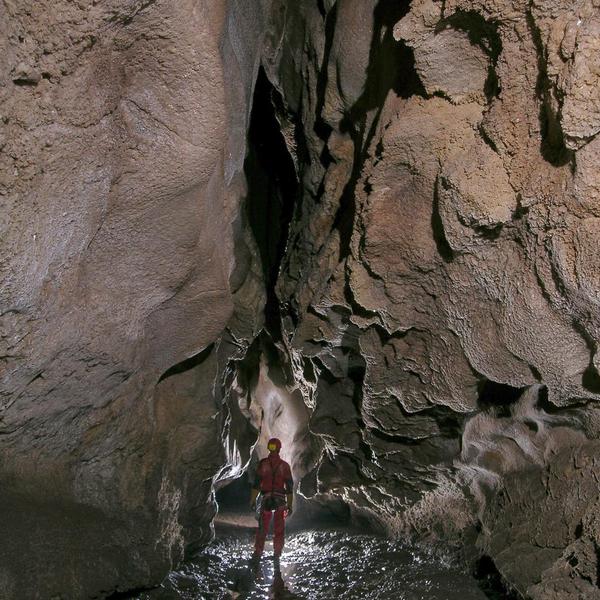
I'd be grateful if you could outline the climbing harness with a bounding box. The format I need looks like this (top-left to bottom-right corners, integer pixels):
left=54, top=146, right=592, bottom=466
left=256, top=458, right=286, bottom=533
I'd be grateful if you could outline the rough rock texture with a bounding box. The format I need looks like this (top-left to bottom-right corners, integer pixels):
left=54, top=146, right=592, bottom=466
left=255, top=0, right=600, bottom=597
left=0, top=1, right=268, bottom=597
left=2, top=0, right=600, bottom=598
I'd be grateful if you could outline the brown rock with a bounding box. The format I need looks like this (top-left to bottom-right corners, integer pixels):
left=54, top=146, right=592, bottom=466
left=3, top=0, right=600, bottom=597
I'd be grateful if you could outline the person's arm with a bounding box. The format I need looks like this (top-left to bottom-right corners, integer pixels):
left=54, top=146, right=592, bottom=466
left=285, top=472, right=294, bottom=514
left=250, top=467, right=261, bottom=510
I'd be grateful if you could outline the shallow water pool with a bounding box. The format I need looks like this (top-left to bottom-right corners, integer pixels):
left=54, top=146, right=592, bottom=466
left=134, top=527, right=503, bottom=600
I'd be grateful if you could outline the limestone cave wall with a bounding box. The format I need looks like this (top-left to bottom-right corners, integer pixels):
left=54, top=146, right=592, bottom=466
left=1, top=0, right=600, bottom=598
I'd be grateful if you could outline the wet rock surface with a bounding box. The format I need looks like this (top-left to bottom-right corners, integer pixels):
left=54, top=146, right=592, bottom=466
left=135, top=526, right=494, bottom=600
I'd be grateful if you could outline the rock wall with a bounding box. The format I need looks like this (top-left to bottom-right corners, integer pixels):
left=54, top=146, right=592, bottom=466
left=0, top=0, right=268, bottom=596
left=256, top=0, right=600, bottom=597
left=2, top=0, right=600, bottom=598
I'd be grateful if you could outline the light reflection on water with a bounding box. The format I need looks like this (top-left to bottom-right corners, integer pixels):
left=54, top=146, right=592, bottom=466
left=135, top=528, right=492, bottom=600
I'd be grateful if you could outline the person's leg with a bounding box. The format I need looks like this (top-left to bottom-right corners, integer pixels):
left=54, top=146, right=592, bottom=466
left=254, top=510, right=273, bottom=556
left=273, top=508, right=286, bottom=557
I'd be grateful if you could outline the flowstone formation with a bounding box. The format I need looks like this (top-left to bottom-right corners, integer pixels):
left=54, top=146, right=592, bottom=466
left=1, top=0, right=600, bottom=598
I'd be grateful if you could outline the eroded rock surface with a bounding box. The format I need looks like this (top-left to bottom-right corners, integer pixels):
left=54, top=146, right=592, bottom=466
left=1, top=1, right=266, bottom=596
left=2, top=0, right=600, bottom=598
left=255, top=0, right=600, bottom=596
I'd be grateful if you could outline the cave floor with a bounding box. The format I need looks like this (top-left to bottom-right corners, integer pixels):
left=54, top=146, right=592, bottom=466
left=133, top=520, right=502, bottom=600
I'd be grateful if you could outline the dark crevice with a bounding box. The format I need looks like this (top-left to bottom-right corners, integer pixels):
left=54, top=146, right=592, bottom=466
left=359, top=438, right=375, bottom=462
left=571, top=319, right=600, bottom=394
left=525, top=9, right=573, bottom=167
left=319, top=143, right=335, bottom=170
left=437, top=10, right=502, bottom=102
left=567, top=552, right=579, bottom=568
left=343, top=0, right=422, bottom=120
left=392, top=43, right=427, bottom=100
left=477, top=379, right=526, bottom=418
left=513, top=195, right=530, bottom=221
left=436, top=410, right=468, bottom=438
left=317, top=0, right=327, bottom=20
left=104, top=585, right=158, bottom=600
left=582, top=365, right=600, bottom=395
left=335, top=329, right=368, bottom=429
left=269, top=79, right=310, bottom=177
left=314, top=2, right=339, bottom=143
left=245, top=67, right=299, bottom=341
left=523, top=419, right=538, bottom=432
left=535, top=385, right=550, bottom=410
left=157, top=344, right=214, bottom=383
left=302, top=356, right=317, bottom=384
left=330, top=0, right=419, bottom=260
left=538, top=101, right=573, bottom=167
left=216, top=472, right=250, bottom=512
left=478, top=122, right=500, bottom=154
left=12, top=78, right=38, bottom=86
left=27, top=371, right=44, bottom=384
left=474, top=555, right=521, bottom=600
left=595, top=542, right=600, bottom=588
left=470, top=222, right=504, bottom=241
left=431, top=177, right=454, bottom=263
left=536, top=386, right=590, bottom=423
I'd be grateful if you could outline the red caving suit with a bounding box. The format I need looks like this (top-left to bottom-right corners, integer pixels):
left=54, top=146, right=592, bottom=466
left=253, top=453, right=294, bottom=557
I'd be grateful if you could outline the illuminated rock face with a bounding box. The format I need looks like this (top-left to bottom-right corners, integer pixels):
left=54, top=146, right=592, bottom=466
left=256, top=0, right=600, bottom=597
left=0, top=1, right=267, bottom=597
left=2, top=0, right=600, bottom=597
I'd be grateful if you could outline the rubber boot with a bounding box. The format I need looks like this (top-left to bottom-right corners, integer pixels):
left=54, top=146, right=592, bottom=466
left=249, top=552, right=261, bottom=570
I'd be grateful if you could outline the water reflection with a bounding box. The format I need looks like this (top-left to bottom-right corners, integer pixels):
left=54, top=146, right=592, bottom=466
left=245, top=562, right=304, bottom=599
left=136, top=528, right=494, bottom=599
left=270, top=567, right=304, bottom=599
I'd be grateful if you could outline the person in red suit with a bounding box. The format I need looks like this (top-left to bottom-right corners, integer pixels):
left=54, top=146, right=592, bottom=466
left=249, top=438, right=294, bottom=565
